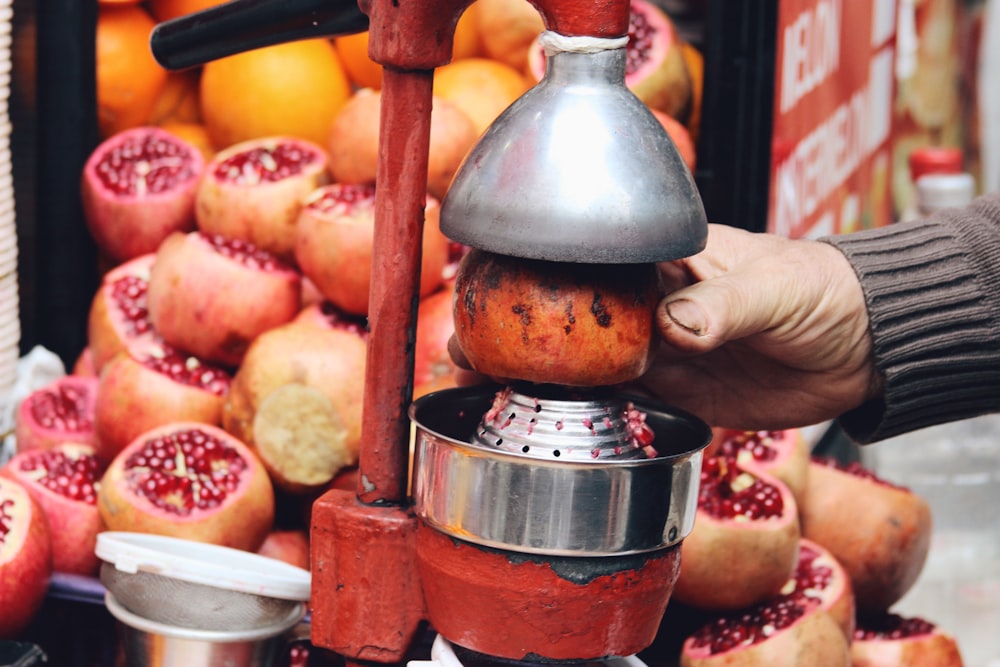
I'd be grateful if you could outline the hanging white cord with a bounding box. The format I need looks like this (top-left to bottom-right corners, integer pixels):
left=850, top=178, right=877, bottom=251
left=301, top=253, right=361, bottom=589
left=538, top=30, right=629, bottom=57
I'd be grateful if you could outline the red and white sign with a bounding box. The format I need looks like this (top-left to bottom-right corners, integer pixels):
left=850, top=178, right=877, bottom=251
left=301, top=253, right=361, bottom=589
left=769, top=0, right=897, bottom=238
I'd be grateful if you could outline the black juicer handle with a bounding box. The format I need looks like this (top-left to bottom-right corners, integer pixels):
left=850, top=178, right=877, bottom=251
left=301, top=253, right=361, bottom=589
left=150, top=0, right=370, bottom=70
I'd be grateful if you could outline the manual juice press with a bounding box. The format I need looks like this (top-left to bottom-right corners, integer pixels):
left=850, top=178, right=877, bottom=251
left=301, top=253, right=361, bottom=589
left=151, top=0, right=711, bottom=663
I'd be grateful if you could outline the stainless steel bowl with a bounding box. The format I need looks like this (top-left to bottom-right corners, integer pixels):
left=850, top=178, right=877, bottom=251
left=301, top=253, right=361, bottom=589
left=409, top=386, right=710, bottom=557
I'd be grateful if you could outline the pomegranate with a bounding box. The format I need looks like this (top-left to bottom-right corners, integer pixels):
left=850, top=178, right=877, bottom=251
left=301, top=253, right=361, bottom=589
left=15, top=375, right=99, bottom=453
left=97, top=422, right=274, bottom=551
left=223, top=318, right=367, bottom=494
left=414, top=284, right=458, bottom=398
left=72, top=347, right=98, bottom=377
left=293, top=301, right=370, bottom=338
left=679, top=565, right=851, bottom=666
left=146, top=231, right=302, bottom=366
left=789, top=538, right=856, bottom=639
left=0, top=443, right=105, bottom=576
left=256, top=528, right=310, bottom=570
left=851, top=613, right=964, bottom=667
left=327, top=89, right=479, bottom=200
left=87, top=253, right=158, bottom=372
left=710, top=429, right=810, bottom=507
left=526, top=0, right=692, bottom=118
left=294, top=183, right=450, bottom=316
left=0, top=477, right=53, bottom=639
left=195, top=136, right=331, bottom=262
left=453, top=249, right=661, bottom=387
left=672, top=457, right=800, bottom=611
left=800, top=458, right=932, bottom=613
left=93, top=344, right=233, bottom=464
left=81, top=126, right=205, bottom=262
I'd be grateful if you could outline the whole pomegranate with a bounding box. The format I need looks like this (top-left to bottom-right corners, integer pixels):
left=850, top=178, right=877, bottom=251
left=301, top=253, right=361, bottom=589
left=294, top=183, right=450, bottom=316
left=146, top=231, right=302, bottom=366
left=97, top=422, right=275, bottom=551
left=672, top=457, right=801, bottom=611
left=86, top=252, right=158, bottom=373
left=15, top=375, right=99, bottom=453
left=81, top=126, right=204, bottom=262
left=1, top=443, right=105, bottom=576
left=195, top=136, right=331, bottom=262
left=256, top=528, right=310, bottom=570
left=453, top=249, right=662, bottom=387
left=0, top=477, right=53, bottom=639
left=851, top=613, right=964, bottom=667
left=800, top=458, right=932, bottom=614
left=327, top=89, right=479, bottom=200
left=413, top=284, right=458, bottom=398
left=223, top=317, right=367, bottom=494
left=93, top=344, right=233, bottom=464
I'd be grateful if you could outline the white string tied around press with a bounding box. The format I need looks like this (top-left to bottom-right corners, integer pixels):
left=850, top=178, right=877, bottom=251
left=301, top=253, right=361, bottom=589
left=538, top=30, right=629, bottom=57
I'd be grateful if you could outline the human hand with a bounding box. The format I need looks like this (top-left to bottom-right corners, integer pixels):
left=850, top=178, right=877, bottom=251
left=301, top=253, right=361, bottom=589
left=634, top=223, right=880, bottom=431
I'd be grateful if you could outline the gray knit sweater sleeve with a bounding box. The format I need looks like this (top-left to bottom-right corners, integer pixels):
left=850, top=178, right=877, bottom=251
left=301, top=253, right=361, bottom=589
left=822, top=193, right=1000, bottom=443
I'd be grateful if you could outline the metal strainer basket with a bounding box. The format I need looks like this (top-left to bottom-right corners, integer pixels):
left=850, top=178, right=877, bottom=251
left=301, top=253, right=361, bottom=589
left=95, top=532, right=311, bottom=632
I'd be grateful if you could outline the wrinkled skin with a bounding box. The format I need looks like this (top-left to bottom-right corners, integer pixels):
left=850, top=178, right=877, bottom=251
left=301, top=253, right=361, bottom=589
left=451, top=224, right=877, bottom=432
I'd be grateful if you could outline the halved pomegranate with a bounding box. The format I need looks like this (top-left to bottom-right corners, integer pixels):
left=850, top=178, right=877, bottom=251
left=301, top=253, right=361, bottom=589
left=526, top=0, right=692, bottom=118
left=195, top=136, right=330, bottom=262
left=93, top=344, right=233, bottom=464
left=81, top=126, right=205, bottom=262
left=292, top=300, right=370, bottom=338
left=851, top=613, right=964, bottom=667
left=672, top=457, right=800, bottom=611
left=294, top=183, right=450, bottom=316
left=453, top=249, right=662, bottom=387
left=789, top=538, right=856, bottom=639
left=679, top=558, right=851, bottom=667
left=146, top=231, right=302, bottom=367
left=97, top=422, right=275, bottom=551
left=87, top=253, right=159, bottom=373
left=710, top=429, right=810, bottom=507
left=223, top=318, right=367, bottom=494
left=800, top=458, right=932, bottom=614
left=0, top=477, right=53, bottom=639
left=1, top=443, right=105, bottom=576
left=15, top=375, right=99, bottom=453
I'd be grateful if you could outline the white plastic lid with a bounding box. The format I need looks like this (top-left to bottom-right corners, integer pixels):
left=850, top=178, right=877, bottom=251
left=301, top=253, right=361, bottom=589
left=916, top=173, right=976, bottom=213
left=95, top=531, right=311, bottom=602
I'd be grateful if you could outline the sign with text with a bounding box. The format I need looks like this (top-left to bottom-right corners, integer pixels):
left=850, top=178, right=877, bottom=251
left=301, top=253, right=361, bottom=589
left=769, top=0, right=897, bottom=238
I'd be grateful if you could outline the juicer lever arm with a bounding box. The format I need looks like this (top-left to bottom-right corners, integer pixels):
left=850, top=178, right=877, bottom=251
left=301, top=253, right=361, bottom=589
left=149, top=0, right=369, bottom=70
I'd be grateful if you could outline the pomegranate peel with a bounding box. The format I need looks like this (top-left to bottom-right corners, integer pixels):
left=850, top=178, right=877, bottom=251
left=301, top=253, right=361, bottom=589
left=195, top=136, right=331, bottom=262
left=146, top=231, right=302, bottom=367
left=256, top=528, right=310, bottom=571
left=81, top=126, right=204, bottom=263
left=97, top=422, right=275, bottom=551
left=453, top=249, right=661, bottom=387
left=800, top=458, right=932, bottom=614
left=0, top=477, right=53, bottom=639
left=672, top=458, right=801, bottom=611
left=15, top=375, right=99, bottom=453
left=1, top=443, right=106, bottom=576
left=93, top=344, right=233, bottom=464
left=851, top=613, right=964, bottom=667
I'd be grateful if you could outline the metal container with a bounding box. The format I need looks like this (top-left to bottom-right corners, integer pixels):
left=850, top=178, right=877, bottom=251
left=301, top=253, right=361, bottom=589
left=105, top=593, right=302, bottom=667
left=410, top=386, right=710, bottom=557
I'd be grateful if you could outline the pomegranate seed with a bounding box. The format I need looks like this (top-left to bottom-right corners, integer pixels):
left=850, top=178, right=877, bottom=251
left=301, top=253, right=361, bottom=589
left=214, top=141, right=317, bottom=185
left=626, top=8, right=654, bottom=75
left=698, top=457, right=784, bottom=520
left=690, top=596, right=816, bottom=654
left=1, top=498, right=14, bottom=542
left=854, top=613, right=936, bottom=640
left=28, top=385, right=94, bottom=432
left=124, top=428, right=247, bottom=516
left=110, top=274, right=154, bottom=336
left=17, top=450, right=99, bottom=504
left=318, top=302, right=370, bottom=337
left=202, top=233, right=291, bottom=272
left=718, top=431, right=780, bottom=463
left=142, top=347, right=232, bottom=396
left=95, top=131, right=196, bottom=197
left=305, top=183, right=376, bottom=214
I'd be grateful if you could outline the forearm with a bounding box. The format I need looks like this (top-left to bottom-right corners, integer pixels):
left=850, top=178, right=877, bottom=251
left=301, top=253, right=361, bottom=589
left=823, top=194, right=1000, bottom=443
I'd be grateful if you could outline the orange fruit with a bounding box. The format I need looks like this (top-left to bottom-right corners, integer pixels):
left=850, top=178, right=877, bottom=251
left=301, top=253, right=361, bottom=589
left=680, top=41, right=704, bottom=142
left=199, top=38, right=352, bottom=150
left=475, top=0, right=545, bottom=72
left=334, top=31, right=383, bottom=90
left=432, top=58, right=530, bottom=136
left=453, top=4, right=484, bottom=60
left=650, top=108, right=696, bottom=172
left=148, top=0, right=227, bottom=22
left=148, top=69, right=202, bottom=126
left=158, top=121, right=216, bottom=161
left=96, top=5, right=168, bottom=138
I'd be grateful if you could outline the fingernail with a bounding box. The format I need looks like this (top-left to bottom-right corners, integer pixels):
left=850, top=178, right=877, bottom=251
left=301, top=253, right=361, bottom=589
left=665, top=299, right=707, bottom=336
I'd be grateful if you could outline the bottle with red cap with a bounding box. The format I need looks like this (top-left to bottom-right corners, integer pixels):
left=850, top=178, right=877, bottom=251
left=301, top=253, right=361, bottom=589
left=900, top=146, right=975, bottom=221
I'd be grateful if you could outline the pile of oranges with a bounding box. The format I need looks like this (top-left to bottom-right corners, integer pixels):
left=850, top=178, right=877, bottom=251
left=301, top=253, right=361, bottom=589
left=96, top=0, right=703, bottom=174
